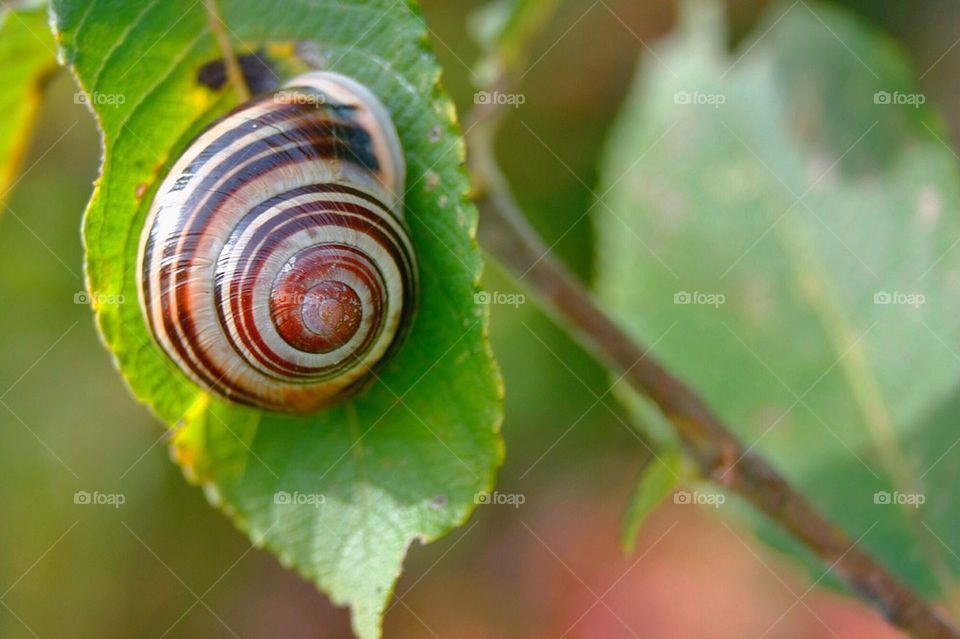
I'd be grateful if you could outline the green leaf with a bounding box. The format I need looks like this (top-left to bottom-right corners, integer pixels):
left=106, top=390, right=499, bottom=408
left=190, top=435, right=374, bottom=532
left=468, top=0, right=560, bottom=90
left=620, top=446, right=682, bottom=555
left=50, top=1, right=503, bottom=636
left=596, top=0, right=960, bottom=598
left=0, top=4, right=57, bottom=206
left=471, top=0, right=560, bottom=65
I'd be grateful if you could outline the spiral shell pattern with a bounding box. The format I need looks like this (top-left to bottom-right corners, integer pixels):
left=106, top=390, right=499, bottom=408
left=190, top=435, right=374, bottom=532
left=138, top=71, right=416, bottom=412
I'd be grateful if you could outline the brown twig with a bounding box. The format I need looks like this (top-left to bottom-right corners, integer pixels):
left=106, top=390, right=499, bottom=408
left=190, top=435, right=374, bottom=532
left=202, top=0, right=249, bottom=102
left=465, top=92, right=960, bottom=639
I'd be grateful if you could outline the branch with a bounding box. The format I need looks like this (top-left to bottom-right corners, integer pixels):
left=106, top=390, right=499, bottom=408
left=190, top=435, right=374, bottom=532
left=465, top=87, right=960, bottom=639
left=203, top=0, right=249, bottom=101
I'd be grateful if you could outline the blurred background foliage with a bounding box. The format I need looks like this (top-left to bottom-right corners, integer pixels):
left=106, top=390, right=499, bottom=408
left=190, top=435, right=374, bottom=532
left=1, top=0, right=959, bottom=637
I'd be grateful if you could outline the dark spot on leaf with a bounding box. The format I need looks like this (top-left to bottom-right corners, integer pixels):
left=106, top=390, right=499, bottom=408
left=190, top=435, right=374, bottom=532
left=196, top=51, right=277, bottom=94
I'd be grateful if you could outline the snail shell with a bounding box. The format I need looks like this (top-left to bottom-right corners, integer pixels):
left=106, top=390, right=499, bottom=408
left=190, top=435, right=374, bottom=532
left=137, top=71, right=417, bottom=412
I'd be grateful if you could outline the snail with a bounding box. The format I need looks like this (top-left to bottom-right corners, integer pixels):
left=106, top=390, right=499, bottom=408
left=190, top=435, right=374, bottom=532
left=137, top=71, right=417, bottom=413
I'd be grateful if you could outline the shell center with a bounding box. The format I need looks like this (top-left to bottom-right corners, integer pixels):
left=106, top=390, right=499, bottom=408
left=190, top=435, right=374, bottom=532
left=300, top=281, right=362, bottom=350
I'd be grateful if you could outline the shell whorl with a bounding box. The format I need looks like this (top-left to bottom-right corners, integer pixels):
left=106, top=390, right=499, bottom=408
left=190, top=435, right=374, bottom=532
left=138, top=71, right=417, bottom=412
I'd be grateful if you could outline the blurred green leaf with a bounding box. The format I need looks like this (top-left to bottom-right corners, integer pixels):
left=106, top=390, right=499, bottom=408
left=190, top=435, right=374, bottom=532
left=468, top=0, right=561, bottom=95
left=471, top=0, right=560, bottom=68
left=50, top=1, right=503, bottom=636
left=620, top=446, right=682, bottom=555
left=596, top=0, right=960, bottom=597
left=0, top=5, right=57, bottom=206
